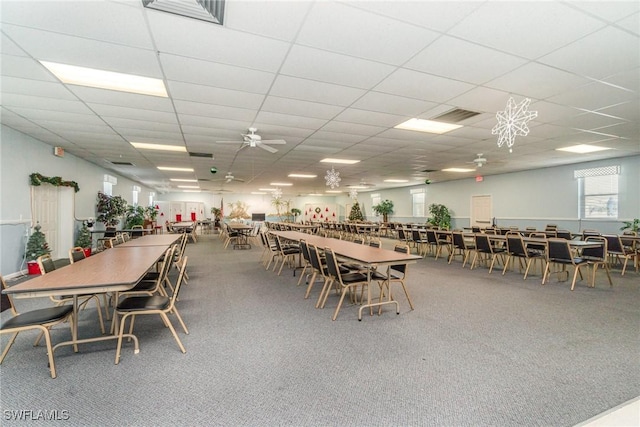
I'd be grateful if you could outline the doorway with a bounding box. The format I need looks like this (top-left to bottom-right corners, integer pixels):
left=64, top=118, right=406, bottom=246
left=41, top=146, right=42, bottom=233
left=31, top=184, right=74, bottom=259
left=470, top=195, right=492, bottom=229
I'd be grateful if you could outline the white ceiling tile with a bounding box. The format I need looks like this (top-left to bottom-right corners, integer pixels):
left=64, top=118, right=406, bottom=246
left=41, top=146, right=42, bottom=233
left=254, top=111, right=328, bottom=130
left=406, top=36, right=528, bottom=85
left=2, top=24, right=162, bottom=77
left=147, top=12, right=290, bottom=73
left=546, top=80, right=638, bottom=111
left=1, top=54, right=58, bottom=81
left=1, top=33, right=28, bottom=56
left=269, top=75, right=366, bottom=106
left=333, top=108, right=406, bottom=127
left=174, top=100, right=256, bottom=122
left=69, top=86, right=174, bottom=111
left=485, top=62, right=591, bottom=100
left=297, top=2, right=438, bottom=65
left=280, top=45, right=395, bottom=89
left=447, top=86, right=514, bottom=113
left=7, top=107, right=103, bottom=125
left=1, top=77, right=77, bottom=100
left=224, top=1, right=311, bottom=41
left=567, top=1, right=640, bottom=23
left=351, top=92, right=437, bottom=116
left=320, top=120, right=386, bottom=137
left=261, top=96, right=344, bottom=120
left=375, top=68, right=476, bottom=103
left=88, top=104, right=179, bottom=124
left=615, top=12, right=640, bottom=35
left=160, top=54, right=275, bottom=94
left=538, top=27, right=640, bottom=80
left=450, top=2, right=606, bottom=58
left=168, top=81, right=265, bottom=110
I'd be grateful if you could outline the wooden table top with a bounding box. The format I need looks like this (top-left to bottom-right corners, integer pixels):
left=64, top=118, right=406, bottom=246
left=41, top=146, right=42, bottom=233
left=271, top=230, right=421, bottom=265
left=115, top=234, right=182, bottom=247
left=3, top=245, right=167, bottom=298
left=228, top=223, right=254, bottom=230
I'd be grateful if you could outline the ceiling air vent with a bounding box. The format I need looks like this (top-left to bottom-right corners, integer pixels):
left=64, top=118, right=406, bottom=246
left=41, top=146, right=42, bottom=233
left=109, top=161, right=135, bottom=166
left=142, top=0, right=225, bottom=25
left=421, top=169, right=437, bottom=173
left=432, top=108, right=480, bottom=123
left=198, top=178, right=211, bottom=182
left=189, top=151, right=214, bottom=158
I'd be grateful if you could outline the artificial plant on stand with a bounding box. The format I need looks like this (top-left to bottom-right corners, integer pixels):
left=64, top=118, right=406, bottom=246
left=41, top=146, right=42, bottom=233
left=26, top=223, right=51, bottom=274
left=75, top=221, right=93, bottom=257
left=372, top=199, right=394, bottom=223
left=428, top=203, right=452, bottom=229
left=96, top=192, right=127, bottom=227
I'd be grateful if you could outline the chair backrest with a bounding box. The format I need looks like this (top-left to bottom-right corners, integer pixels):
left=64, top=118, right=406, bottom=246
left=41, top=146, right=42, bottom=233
left=390, top=244, right=410, bottom=275
left=545, top=224, right=558, bottom=231
left=168, top=256, right=188, bottom=307
left=1, top=275, right=18, bottom=316
left=484, top=228, right=496, bottom=235
left=397, top=228, right=406, bottom=241
left=621, top=231, right=637, bottom=247
left=582, top=236, right=607, bottom=260
left=451, top=231, right=465, bottom=249
left=37, top=255, right=56, bottom=275
left=104, top=238, right=115, bottom=249
left=131, top=225, right=144, bottom=237
left=603, top=235, right=624, bottom=253
left=307, top=244, right=325, bottom=278
left=104, top=226, right=117, bottom=238
left=353, top=237, right=365, bottom=245
left=69, top=247, right=86, bottom=264
left=547, top=238, right=573, bottom=261
left=323, top=247, right=341, bottom=281
left=299, top=240, right=310, bottom=264
left=506, top=234, right=527, bottom=257
left=472, top=226, right=481, bottom=233
left=556, top=230, right=572, bottom=240
left=411, top=229, right=422, bottom=242
left=426, top=229, right=438, bottom=244
left=582, top=229, right=601, bottom=240
left=474, top=234, right=492, bottom=253
left=369, top=239, right=381, bottom=248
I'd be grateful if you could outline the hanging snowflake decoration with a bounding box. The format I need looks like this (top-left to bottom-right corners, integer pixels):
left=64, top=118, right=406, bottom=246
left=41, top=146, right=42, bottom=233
left=348, top=188, right=358, bottom=200
left=492, top=97, right=538, bottom=153
left=272, top=187, right=283, bottom=200
left=325, top=166, right=341, bottom=189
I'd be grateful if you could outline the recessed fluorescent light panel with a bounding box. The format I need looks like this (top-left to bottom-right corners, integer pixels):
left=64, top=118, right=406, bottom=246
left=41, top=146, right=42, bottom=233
left=442, top=168, right=475, bottom=173
left=384, top=179, right=409, bottom=183
left=131, top=142, right=186, bottom=152
left=259, top=188, right=277, bottom=192
left=251, top=192, right=267, bottom=195
left=158, top=166, right=194, bottom=172
left=325, top=190, right=342, bottom=193
left=288, top=174, right=317, bottom=178
left=395, top=118, right=462, bottom=134
left=270, top=182, right=293, bottom=186
left=320, top=158, right=361, bottom=165
left=170, top=178, right=198, bottom=182
left=40, top=61, right=168, bottom=97
left=177, top=185, right=200, bottom=189
left=556, top=144, right=612, bottom=154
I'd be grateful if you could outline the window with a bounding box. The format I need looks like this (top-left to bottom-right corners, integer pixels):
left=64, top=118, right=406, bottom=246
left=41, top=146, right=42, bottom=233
left=132, top=186, right=141, bottom=206
left=149, top=192, right=155, bottom=206
left=371, top=194, right=381, bottom=211
left=575, top=166, right=619, bottom=219
left=411, top=189, right=425, bottom=217
left=103, top=174, right=117, bottom=196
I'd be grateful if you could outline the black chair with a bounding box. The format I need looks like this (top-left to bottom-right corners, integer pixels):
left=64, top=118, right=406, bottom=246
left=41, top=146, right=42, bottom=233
left=502, top=233, right=544, bottom=280
left=542, top=239, right=589, bottom=290
left=114, top=257, right=189, bottom=365
left=581, top=236, right=612, bottom=288
left=306, top=243, right=329, bottom=303
left=603, top=234, right=637, bottom=275
left=411, top=229, right=429, bottom=257
left=471, top=234, right=505, bottom=273
left=272, top=235, right=300, bottom=276
left=318, top=247, right=369, bottom=321
left=448, top=231, right=475, bottom=267
left=372, top=244, right=414, bottom=312
left=1, top=275, right=74, bottom=378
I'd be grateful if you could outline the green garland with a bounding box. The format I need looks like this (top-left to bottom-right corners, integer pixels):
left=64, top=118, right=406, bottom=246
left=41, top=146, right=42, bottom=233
left=30, top=173, right=80, bottom=192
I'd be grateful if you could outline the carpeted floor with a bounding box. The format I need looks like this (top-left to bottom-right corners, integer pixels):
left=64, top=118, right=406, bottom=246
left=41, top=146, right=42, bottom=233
left=1, top=233, right=638, bottom=426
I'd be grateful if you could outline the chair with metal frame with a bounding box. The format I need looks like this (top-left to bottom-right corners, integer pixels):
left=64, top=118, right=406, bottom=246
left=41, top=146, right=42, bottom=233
left=37, top=255, right=105, bottom=334
left=319, top=247, right=370, bottom=321
left=272, top=234, right=300, bottom=276
left=470, top=233, right=505, bottom=273
left=448, top=231, right=475, bottom=267
left=502, top=233, right=544, bottom=280
left=114, top=257, right=189, bottom=365
left=1, top=275, right=74, bottom=378
left=603, top=234, right=637, bottom=275
left=542, top=238, right=589, bottom=290
left=372, top=244, right=414, bottom=312
left=581, top=236, right=612, bottom=288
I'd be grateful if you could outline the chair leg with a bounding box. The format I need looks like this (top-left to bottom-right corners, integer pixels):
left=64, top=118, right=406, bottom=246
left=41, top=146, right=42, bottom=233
left=159, top=312, right=186, bottom=353
left=171, top=307, right=189, bottom=334
left=331, top=287, right=349, bottom=321
left=0, top=332, right=19, bottom=364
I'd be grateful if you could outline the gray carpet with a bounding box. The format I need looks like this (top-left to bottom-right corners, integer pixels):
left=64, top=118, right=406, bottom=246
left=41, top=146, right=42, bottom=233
left=1, top=233, right=638, bottom=426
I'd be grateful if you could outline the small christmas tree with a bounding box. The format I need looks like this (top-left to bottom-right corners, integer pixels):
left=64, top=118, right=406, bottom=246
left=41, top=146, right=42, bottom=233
left=349, top=201, right=364, bottom=221
left=75, top=222, right=92, bottom=249
left=26, top=223, right=51, bottom=261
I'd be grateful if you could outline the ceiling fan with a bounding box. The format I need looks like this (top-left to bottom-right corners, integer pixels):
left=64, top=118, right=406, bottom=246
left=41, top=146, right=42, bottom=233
left=216, top=127, right=286, bottom=153
left=468, top=153, right=488, bottom=168
left=221, top=172, right=244, bottom=183
left=347, top=179, right=375, bottom=189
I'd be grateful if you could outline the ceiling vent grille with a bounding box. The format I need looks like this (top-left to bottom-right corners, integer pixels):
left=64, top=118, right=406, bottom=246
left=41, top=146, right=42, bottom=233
left=109, top=161, right=135, bottom=166
left=432, top=108, right=480, bottom=123
left=421, top=169, right=437, bottom=173
left=189, top=151, right=214, bottom=158
left=142, top=0, right=225, bottom=25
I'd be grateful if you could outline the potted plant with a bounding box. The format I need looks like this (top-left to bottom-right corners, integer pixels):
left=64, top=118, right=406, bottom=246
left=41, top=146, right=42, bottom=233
left=291, top=208, right=302, bottom=223
left=372, top=199, right=394, bottom=223
left=96, top=192, right=127, bottom=227
left=428, top=203, right=452, bottom=229
left=143, top=205, right=159, bottom=229
left=75, top=221, right=93, bottom=257
left=25, top=223, right=51, bottom=274
left=124, top=205, right=145, bottom=229
left=620, top=218, right=639, bottom=233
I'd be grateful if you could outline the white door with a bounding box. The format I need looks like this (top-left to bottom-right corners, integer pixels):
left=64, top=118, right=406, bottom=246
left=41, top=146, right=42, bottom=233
left=32, top=184, right=74, bottom=259
left=471, top=195, right=492, bottom=228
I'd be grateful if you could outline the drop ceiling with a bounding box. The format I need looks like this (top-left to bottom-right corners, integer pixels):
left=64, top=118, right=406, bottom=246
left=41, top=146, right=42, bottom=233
left=1, top=0, right=638, bottom=196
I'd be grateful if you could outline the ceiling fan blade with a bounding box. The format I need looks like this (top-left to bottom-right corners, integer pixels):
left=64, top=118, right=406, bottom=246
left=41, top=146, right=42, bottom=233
left=257, top=143, right=278, bottom=153
left=260, top=139, right=287, bottom=144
